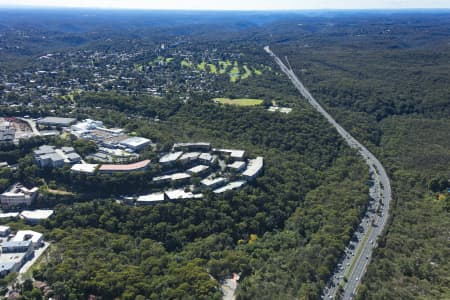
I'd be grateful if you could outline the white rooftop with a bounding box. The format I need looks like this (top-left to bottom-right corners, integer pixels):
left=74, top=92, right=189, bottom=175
left=179, top=152, right=201, bottom=161
left=20, top=209, right=54, bottom=220
left=153, top=172, right=191, bottom=182
left=213, top=181, right=247, bottom=194
left=0, top=212, right=19, bottom=219
left=214, top=148, right=246, bottom=159
left=227, top=161, right=246, bottom=169
left=187, top=165, right=209, bottom=174
left=165, top=189, right=203, bottom=200
left=71, top=163, right=98, bottom=174
left=159, top=151, right=183, bottom=164
left=137, top=193, right=165, bottom=204
left=0, top=225, right=10, bottom=231
left=12, top=230, right=43, bottom=244
left=201, top=177, right=227, bottom=187
left=120, top=137, right=151, bottom=148
left=242, top=157, right=264, bottom=178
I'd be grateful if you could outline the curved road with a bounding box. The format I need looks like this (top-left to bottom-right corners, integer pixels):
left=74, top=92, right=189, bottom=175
left=264, top=46, right=392, bottom=300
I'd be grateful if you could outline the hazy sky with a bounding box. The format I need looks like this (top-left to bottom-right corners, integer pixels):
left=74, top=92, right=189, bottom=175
left=1, top=0, right=449, bottom=10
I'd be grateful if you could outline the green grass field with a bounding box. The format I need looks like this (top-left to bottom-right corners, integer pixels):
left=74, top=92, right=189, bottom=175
left=213, top=98, right=264, bottom=106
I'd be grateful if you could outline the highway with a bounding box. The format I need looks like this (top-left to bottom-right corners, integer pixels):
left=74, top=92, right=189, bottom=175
left=264, top=46, right=392, bottom=300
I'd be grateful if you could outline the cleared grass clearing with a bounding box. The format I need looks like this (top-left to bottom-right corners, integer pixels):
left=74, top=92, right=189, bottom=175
left=219, top=60, right=232, bottom=74
left=253, top=67, right=263, bottom=75
left=229, top=62, right=240, bottom=82
left=213, top=98, right=264, bottom=106
left=241, top=65, right=252, bottom=79
left=181, top=60, right=193, bottom=68
left=207, top=63, right=218, bottom=74
left=197, top=61, right=207, bottom=71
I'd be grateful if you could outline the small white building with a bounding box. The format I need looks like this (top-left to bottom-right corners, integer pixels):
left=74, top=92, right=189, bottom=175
left=71, top=163, right=98, bottom=174
left=12, top=230, right=44, bottom=249
left=165, top=189, right=203, bottom=201
left=186, top=165, right=210, bottom=175
left=159, top=151, right=183, bottom=166
left=0, top=225, right=11, bottom=237
left=213, top=181, right=247, bottom=194
left=227, top=161, right=246, bottom=172
left=199, top=153, right=217, bottom=165
left=153, top=172, right=191, bottom=184
left=20, top=209, right=54, bottom=224
left=213, top=148, right=246, bottom=161
left=136, top=193, right=166, bottom=205
left=242, top=157, right=264, bottom=181
left=0, top=183, right=38, bottom=209
left=201, top=177, right=228, bottom=189
left=178, top=152, right=201, bottom=165
left=119, top=137, right=151, bottom=151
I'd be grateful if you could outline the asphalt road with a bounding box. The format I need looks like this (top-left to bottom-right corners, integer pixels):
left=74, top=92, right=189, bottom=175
left=264, top=46, right=392, bottom=300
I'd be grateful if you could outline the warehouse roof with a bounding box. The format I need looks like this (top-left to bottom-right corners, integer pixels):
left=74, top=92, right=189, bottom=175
left=37, top=117, right=77, bottom=126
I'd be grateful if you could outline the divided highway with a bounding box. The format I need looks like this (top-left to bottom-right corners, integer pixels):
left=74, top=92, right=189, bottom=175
left=264, top=46, right=392, bottom=300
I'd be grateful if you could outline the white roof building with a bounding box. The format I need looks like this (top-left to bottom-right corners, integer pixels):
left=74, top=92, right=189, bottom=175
left=71, top=163, right=98, bottom=174
left=213, top=181, right=247, bottom=194
left=165, top=189, right=203, bottom=200
left=201, top=177, right=228, bottom=189
left=0, top=183, right=39, bottom=209
left=186, top=165, right=209, bottom=175
left=119, top=137, right=151, bottom=151
left=12, top=230, right=44, bottom=248
left=153, top=172, right=191, bottom=183
left=136, top=193, right=166, bottom=205
left=159, top=151, right=183, bottom=165
left=242, top=157, right=264, bottom=180
left=213, top=148, right=246, bottom=160
left=199, top=153, right=217, bottom=165
left=20, top=210, right=54, bottom=223
left=227, top=161, right=246, bottom=172
left=179, top=152, right=201, bottom=164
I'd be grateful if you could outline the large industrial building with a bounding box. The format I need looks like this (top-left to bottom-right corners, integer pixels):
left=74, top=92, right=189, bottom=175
left=34, top=145, right=81, bottom=168
left=37, top=117, right=77, bottom=128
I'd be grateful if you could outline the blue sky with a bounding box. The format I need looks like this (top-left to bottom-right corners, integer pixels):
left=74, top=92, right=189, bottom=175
left=1, top=0, right=449, bottom=10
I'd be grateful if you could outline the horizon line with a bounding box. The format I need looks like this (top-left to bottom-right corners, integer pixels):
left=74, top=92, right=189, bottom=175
left=1, top=5, right=450, bottom=11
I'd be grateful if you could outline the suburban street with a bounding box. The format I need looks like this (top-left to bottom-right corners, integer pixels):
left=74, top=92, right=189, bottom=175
left=265, top=46, right=392, bottom=300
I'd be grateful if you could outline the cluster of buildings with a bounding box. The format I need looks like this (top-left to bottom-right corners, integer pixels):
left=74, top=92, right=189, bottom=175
left=69, top=119, right=151, bottom=162
left=0, top=228, right=45, bottom=277
left=34, top=145, right=81, bottom=168
left=128, top=142, right=264, bottom=205
left=267, top=106, right=293, bottom=114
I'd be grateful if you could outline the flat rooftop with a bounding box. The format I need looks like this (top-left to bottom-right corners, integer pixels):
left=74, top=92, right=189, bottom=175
left=137, top=193, right=165, bottom=204
left=243, top=156, right=264, bottom=178
left=213, top=180, right=247, bottom=194
left=165, top=189, right=203, bottom=200
left=159, top=151, right=183, bottom=164
left=71, top=163, right=98, bottom=174
left=20, top=210, right=54, bottom=220
left=37, top=117, right=77, bottom=126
